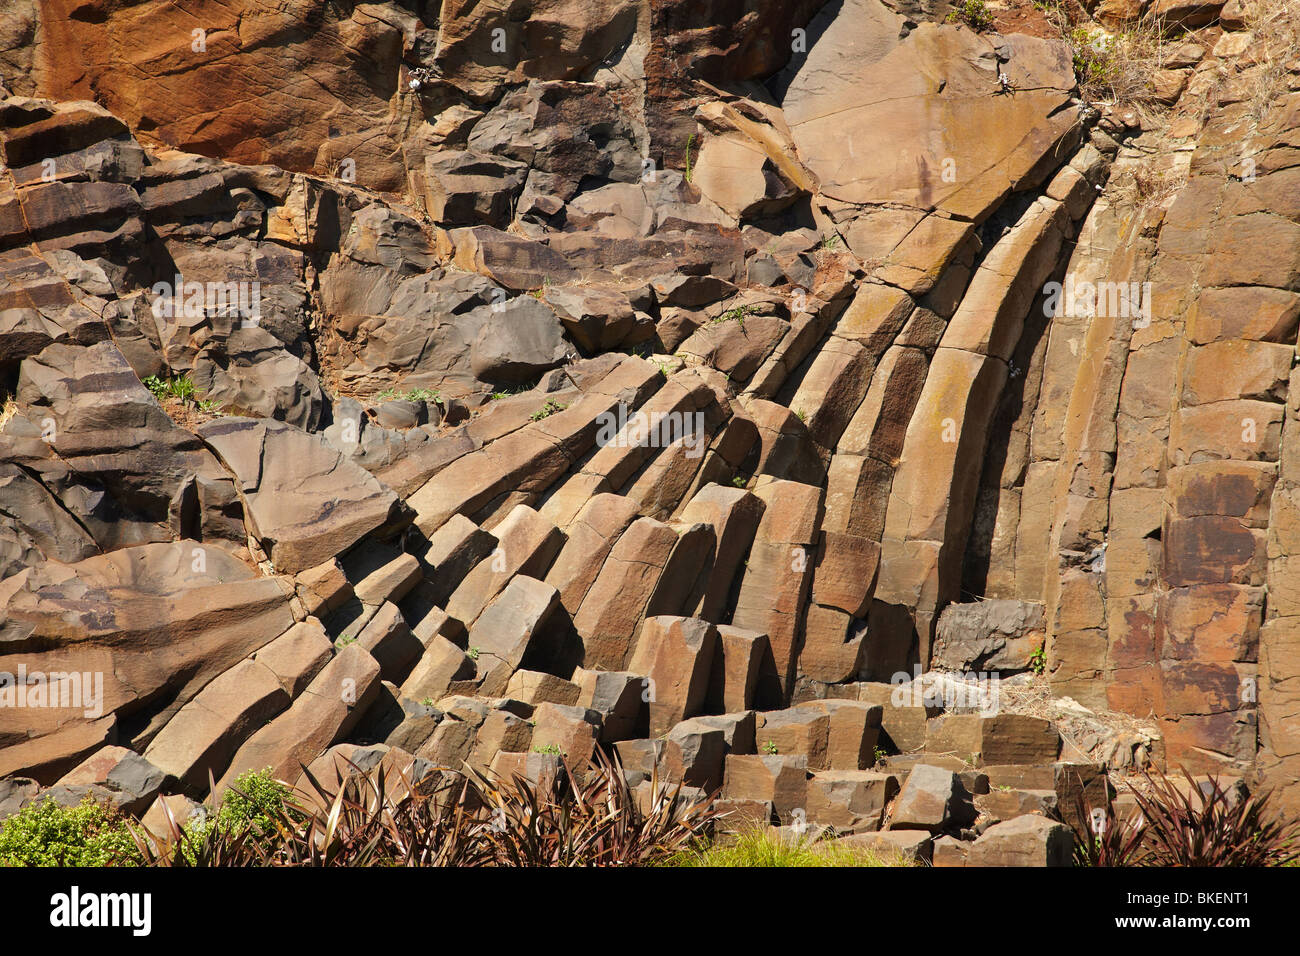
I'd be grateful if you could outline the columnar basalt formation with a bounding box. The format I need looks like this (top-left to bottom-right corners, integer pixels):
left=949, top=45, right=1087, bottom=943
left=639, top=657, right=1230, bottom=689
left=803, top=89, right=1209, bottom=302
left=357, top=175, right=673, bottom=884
left=1, top=0, right=1298, bottom=859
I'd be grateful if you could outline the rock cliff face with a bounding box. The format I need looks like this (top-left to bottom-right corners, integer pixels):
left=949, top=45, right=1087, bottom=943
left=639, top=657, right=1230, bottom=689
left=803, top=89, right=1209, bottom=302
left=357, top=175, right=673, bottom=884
left=1, top=0, right=1297, bottom=839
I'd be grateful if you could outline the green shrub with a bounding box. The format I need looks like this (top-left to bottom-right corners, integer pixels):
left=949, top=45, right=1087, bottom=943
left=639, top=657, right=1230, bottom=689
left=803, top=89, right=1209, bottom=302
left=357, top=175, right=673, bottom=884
left=215, top=769, right=289, bottom=836
left=946, top=0, right=994, bottom=31
left=182, top=768, right=290, bottom=858
left=0, top=795, right=140, bottom=867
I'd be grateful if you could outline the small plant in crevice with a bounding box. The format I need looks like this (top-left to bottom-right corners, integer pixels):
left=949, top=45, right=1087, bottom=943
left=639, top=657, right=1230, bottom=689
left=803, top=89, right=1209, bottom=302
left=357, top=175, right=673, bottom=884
left=1028, top=643, right=1047, bottom=675
left=530, top=400, right=567, bottom=421
left=712, top=304, right=755, bottom=332
left=377, top=386, right=440, bottom=403
left=684, top=132, right=696, bottom=184
left=762, top=740, right=779, bottom=756
left=467, top=646, right=480, bottom=661
left=143, top=373, right=197, bottom=403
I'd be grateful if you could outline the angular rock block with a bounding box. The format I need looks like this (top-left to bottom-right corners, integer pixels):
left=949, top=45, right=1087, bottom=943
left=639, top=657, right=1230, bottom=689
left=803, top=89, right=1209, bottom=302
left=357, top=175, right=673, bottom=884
left=144, top=658, right=291, bottom=794
left=213, top=643, right=382, bottom=798
left=966, top=815, right=1074, bottom=867
left=628, top=616, right=719, bottom=737
left=466, top=575, right=560, bottom=696
left=722, top=754, right=808, bottom=817
left=806, top=770, right=899, bottom=832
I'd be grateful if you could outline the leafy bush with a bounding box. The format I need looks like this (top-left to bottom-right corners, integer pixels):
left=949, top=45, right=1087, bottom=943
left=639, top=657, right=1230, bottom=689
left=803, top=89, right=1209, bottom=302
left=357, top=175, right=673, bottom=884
left=1070, top=768, right=1300, bottom=867
left=134, top=751, right=719, bottom=867
left=213, top=769, right=289, bottom=839
left=1132, top=770, right=1300, bottom=867
left=471, top=750, right=720, bottom=867
left=0, top=795, right=140, bottom=867
left=946, top=0, right=994, bottom=31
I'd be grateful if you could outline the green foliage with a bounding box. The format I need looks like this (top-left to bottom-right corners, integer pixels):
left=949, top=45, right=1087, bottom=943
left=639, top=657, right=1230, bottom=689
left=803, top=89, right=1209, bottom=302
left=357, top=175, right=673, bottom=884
left=1070, top=768, right=1300, bottom=867
left=533, top=744, right=563, bottom=755
left=336, top=631, right=356, bottom=648
left=135, top=752, right=720, bottom=867
left=684, top=132, right=696, bottom=183
left=467, top=646, right=480, bottom=661
left=214, top=769, right=289, bottom=839
left=529, top=400, right=567, bottom=421
left=762, top=739, right=779, bottom=755
left=377, top=387, right=440, bottom=403
left=173, top=769, right=290, bottom=865
left=1028, top=643, right=1047, bottom=675
left=872, top=746, right=888, bottom=765
left=819, top=232, right=842, bottom=250
left=946, top=0, right=994, bottom=31
left=488, top=380, right=538, bottom=401
left=143, top=374, right=197, bottom=402
left=668, top=829, right=905, bottom=868
left=712, top=304, right=755, bottom=331
left=1069, top=27, right=1118, bottom=90
left=0, top=795, right=140, bottom=867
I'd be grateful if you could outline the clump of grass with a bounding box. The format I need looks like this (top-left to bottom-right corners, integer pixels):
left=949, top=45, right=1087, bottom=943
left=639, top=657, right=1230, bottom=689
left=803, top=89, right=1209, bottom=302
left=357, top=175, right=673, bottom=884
left=712, top=304, right=756, bottom=331
left=0, top=794, right=141, bottom=867
left=488, top=381, right=538, bottom=402
left=1035, top=6, right=1177, bottom=121
left=684, top=132, right=696, bottom=183
left=668, top=828, right=907, bottom=867
left=946, top=0, right=994, bottom=31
